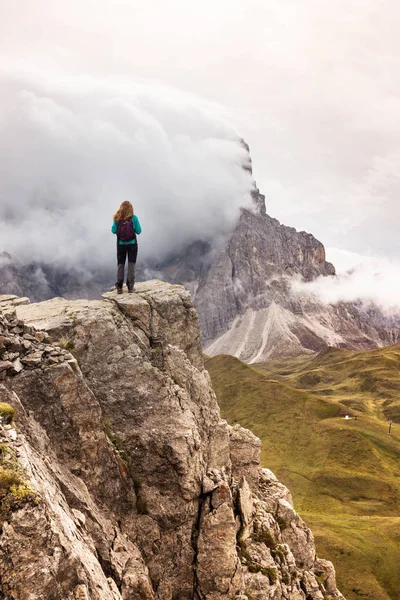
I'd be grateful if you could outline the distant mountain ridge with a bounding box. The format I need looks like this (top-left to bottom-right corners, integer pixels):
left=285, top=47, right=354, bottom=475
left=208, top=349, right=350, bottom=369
left=0, top=251, right=107, bottom=302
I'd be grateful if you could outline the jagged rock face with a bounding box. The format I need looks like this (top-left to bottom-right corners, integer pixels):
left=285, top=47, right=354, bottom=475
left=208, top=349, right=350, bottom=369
left=160, top=194, right=400, bottom=361
left=0, top=285, right=344, bottom=599
left=193, top=206, right=335, bottom=345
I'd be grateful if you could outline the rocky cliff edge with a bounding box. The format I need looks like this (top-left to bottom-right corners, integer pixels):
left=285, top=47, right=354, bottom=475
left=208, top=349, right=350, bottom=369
left=0, top=282, right=344, bottom=600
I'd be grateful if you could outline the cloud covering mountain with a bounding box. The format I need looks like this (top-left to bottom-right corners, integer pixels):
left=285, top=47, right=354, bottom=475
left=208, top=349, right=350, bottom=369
left=3, top=0, right=400, bottom=261
left=292, top=248, right=400, bottom=313
left=0, top=72, right=252, bottom=270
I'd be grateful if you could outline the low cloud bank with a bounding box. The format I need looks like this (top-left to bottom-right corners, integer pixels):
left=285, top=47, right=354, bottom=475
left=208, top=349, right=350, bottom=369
left=292, top=248, right=400, bottom=312
left=0, top=71, right=252, bottom=271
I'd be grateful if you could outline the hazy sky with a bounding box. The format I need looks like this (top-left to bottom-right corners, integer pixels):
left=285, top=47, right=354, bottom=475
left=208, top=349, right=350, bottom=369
left=1, top=0, right=400, bottom=290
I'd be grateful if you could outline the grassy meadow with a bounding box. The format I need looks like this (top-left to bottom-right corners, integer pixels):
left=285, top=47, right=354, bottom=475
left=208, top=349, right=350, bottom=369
left=206, top=345, right=400, bottom=600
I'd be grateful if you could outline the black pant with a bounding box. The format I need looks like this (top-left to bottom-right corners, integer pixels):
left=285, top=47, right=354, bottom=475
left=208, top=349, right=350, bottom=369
left=116, top=243, right=138, bottom=288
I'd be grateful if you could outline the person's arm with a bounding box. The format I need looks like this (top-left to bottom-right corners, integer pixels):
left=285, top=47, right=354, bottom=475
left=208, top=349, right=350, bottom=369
left=111, top=220, right=118, bottom=234
left=133, top=215, right=142, bottom=235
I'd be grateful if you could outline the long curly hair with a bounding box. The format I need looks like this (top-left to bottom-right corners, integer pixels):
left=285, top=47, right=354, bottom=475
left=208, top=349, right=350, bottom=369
left=114, top=201, right=134, bottom=222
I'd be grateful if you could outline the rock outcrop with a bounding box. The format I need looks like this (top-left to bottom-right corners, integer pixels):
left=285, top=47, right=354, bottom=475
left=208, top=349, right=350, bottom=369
left=0, top=284, right=344, bottom=599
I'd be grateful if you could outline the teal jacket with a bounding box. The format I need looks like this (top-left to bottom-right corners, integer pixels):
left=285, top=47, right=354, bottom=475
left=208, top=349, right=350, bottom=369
left=112, top=215, right=142, bottom=245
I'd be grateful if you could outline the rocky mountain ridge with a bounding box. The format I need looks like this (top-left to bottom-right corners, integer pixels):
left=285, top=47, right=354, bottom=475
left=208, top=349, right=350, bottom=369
left=160, top=190, right=400, bottom=361
left=0, top=284, right=344, bottom=599
left=2, top=179, right=400, bottom=361
left=0, top=251, right=107, bottom=302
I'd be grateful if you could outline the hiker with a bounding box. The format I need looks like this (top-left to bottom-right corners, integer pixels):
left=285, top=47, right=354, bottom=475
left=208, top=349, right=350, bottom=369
left=111, top=201, right=142, bottom=294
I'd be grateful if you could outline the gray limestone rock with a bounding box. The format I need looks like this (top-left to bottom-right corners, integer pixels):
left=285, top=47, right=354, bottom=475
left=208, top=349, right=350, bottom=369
left=21, top=351, right=44, bottom=366
left=159, top=191, right=400, bottom=361
left=11, top=357, right=23, bottom=373
left=0, top=284, right=345, bottom=599
left=0, top=360, right=12, bottom=372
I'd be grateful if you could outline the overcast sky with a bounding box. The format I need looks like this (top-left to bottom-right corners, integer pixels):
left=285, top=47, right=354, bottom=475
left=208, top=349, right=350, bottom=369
left=1, top=0, right=400, bottom=289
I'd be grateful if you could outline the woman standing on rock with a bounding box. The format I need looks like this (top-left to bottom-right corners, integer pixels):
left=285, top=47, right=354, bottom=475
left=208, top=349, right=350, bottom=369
left=112, top=201, right=142, bottom=294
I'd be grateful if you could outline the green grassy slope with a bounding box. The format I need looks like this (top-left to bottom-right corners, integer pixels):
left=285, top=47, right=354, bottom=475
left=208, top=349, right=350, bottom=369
left=206, top=349, right=400, bottom=600
left=256, top=345, right=400, bottom=422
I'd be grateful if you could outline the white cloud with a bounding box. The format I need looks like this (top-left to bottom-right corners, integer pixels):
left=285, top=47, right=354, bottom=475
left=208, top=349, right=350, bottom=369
left=1, top=0, right=400, bottom=264
left=292, top=248, right=400, bottom=312
left=0, top=71, right=252, bottom=269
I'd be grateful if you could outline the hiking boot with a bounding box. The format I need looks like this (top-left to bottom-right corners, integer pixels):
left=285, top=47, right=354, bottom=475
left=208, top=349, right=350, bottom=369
left=117, top=288, right=123, bottom=295
left=127, top=286, right=134, bottom=294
